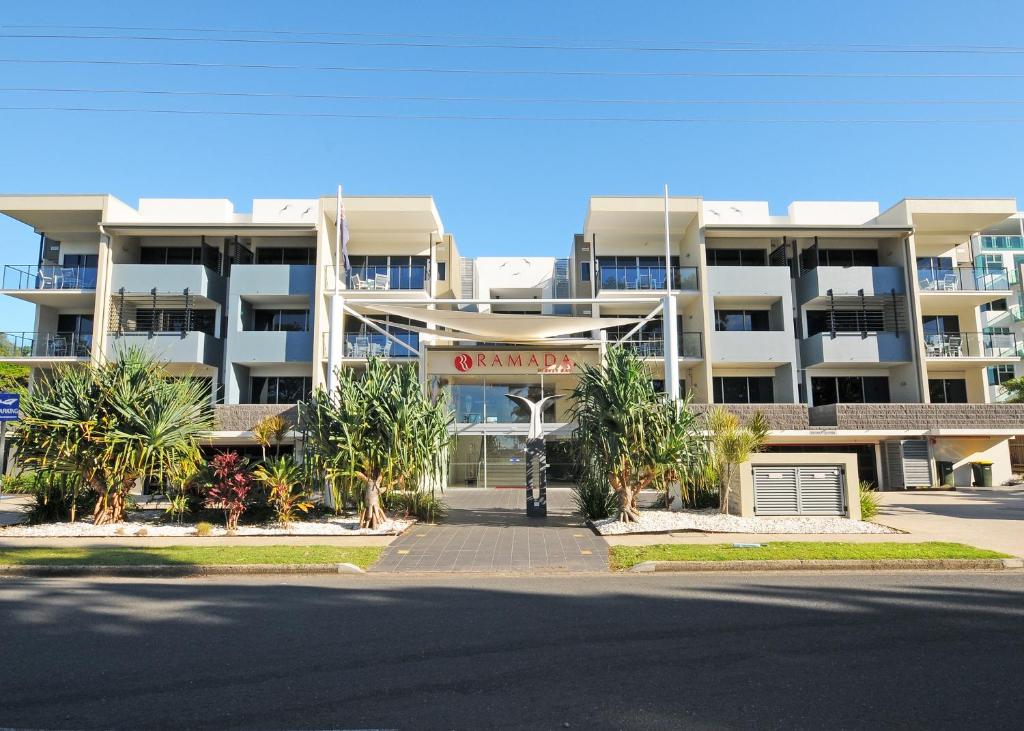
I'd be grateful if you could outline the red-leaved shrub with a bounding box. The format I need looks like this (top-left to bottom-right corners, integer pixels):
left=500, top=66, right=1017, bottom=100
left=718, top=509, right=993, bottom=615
left=203, top=451, right=253, bottom=531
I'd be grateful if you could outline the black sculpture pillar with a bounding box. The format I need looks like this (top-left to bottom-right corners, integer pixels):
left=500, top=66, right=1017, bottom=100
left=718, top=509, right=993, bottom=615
left=506, top=393, right=563, bottom=518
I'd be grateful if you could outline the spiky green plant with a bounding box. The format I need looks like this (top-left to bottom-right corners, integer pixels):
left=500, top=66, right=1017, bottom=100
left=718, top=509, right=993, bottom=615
left=252, top=414, right=290, bottom=460
left=570, top=347, right=706, bottom=523
left=704, top=406, right=769, bottom=514
left=13, top=347, right=214, bottom=524
left=252, top=455, right=313, bottom=525
left=301, top=358, right=452, bottom=529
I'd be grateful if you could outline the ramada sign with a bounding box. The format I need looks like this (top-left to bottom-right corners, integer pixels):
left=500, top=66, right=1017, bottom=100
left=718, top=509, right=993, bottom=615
left=454, top=352, right=576, bottom=373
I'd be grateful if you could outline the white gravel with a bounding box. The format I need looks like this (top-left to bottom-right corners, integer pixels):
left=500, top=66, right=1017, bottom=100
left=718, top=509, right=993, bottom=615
left=591, top=509, right=896, bottom=536
left=0, top=515, right=413, bottom=537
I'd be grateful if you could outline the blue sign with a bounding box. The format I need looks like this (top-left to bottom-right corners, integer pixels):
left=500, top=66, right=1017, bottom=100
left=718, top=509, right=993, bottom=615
left=0, top=393, right=20, bottom=422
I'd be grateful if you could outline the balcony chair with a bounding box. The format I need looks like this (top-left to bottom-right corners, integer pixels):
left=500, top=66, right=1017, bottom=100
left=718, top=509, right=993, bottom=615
left=637, top=273, right=651, bottom=290
left=368, top=341, right=385, bottom=357
left=36, top=267, right=61, bottom=290
left=352, top=335, right=370, bottom=357
left=373, top=273, right=391, bottom=290
left=945, top=335, right=963, bottom=357
left=60, top=267, right=80, bottom=289
left=941, top=274, right=958, bottom=291
left=925, top=335, right=944, bottom=357
left=47, top=335, right=69, bottom=357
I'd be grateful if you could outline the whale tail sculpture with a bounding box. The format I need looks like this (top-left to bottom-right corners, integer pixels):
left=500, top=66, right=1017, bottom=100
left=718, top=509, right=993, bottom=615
left=505, top=393, right=564, bottom=517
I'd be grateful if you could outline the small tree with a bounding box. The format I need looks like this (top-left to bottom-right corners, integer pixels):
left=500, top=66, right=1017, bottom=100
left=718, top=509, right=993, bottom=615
left=705, top=407, right=769, bottom=514
left=204, top=451, right=253, bottom=531
left=252, top=455, right=312, bottom=525
left=302, top=358, right=452, bottom=529
left=252, top=414, right=290, bottom=460
left=998, top=376, right=1024, bottom=403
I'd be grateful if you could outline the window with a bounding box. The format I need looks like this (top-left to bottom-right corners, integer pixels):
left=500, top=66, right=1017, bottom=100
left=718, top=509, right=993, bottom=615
left=255, top=247, right=317, bottom=265
left=62, top=254, right=99, bottom=268
left=714, top=310, right=770, bottom=332
left=713, top=376, right=774, bottom=404
left=706, top=249, right=767, bottom=267
left=344, top=315, right=421, bottom=357
left=816, top=249, right=879, bottom=267
left=980, top=299, right=1008, bottom=312
left=652, top=379, right=687, bottom=396
left=132, top=309, right=216, bottom=335
left=252, top=309, right=309, bottom=332
left=140, top=247, right=203, bottom=265
left=805, top=309, right=886, bottom=336
left=437, top=262, right=446, bottom=281
left=929, top=378, right=968, bottom=403
left=249, top=376, right=312, bottom=404
left=922, top=315, right=960, bottom=337
left=988, top=365, right=1016, bottom=386
left=580, top=262, right=591, bottom=282
left=348, top=255, right=429, bottom=290
left=981, top=235, right=1024, bottom=251
left=811, top=376, right=890, bottom=406
left=977, top=253, right=1004, bottom=271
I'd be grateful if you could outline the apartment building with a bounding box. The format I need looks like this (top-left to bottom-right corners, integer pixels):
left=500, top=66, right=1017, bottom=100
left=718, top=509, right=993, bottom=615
left=2, top=192, right=1023, bottom=491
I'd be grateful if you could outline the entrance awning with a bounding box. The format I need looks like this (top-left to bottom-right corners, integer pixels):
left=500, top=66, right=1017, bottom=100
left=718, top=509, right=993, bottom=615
left=361, top=303, right=645, bottom=343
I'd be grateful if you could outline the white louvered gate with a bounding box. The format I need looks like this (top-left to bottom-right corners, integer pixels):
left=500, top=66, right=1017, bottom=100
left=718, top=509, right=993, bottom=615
left=753, top=465, right=846, bottom=516
left=882, top=439, right=932, bottom=489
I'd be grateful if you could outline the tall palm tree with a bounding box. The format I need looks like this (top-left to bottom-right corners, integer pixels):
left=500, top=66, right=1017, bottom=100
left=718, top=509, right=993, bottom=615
left=14, top=347, right=214, bottom=524
left=705, top=406, right=769, bottom=514
left=571, top=347, right=705, bottom=523
left=302, top=358, right=452, bottom=529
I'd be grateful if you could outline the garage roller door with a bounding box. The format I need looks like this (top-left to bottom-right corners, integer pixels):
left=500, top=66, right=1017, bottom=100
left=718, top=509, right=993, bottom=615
left=753, top=466, right=846, bottom=516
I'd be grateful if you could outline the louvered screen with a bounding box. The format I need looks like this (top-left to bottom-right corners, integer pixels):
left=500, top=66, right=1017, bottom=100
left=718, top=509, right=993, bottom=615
left=796, top=467, right=845, bottom=516
left=899, top=440, right=933, bottom=487
left=753, top=467, right=799, bottom=516
left=883, top=441, right=905, bottom=489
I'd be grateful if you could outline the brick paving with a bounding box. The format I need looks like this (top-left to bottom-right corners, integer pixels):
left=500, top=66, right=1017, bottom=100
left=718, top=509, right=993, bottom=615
left=370, top=488, right=608, bottom=573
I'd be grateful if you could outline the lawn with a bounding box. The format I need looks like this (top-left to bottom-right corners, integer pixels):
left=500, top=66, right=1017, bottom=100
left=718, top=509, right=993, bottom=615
left=0, top=545, right=384, bottom=569
left=609, top=542, right=1009, bottom=570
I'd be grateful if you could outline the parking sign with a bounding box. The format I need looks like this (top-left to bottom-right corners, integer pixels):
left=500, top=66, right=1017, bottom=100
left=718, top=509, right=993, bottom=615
left=0, top=393, right=20, bottom=422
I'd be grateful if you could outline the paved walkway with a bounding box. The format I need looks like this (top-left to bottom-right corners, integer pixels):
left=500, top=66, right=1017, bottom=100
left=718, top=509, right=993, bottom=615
left=371, top=488, right=608, bottom=573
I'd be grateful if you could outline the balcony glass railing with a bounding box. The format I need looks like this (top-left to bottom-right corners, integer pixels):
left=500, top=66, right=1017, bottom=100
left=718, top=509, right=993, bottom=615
left=918, top=266, right=1009, bottom=292
left=347, top=265, right=428, bottom=291
left=344, top=332, right=419, bottom=358
left=2, top=264, right=98, bottom=290
left=0, top=331, right=91, bottom=357
left=924, top=331, right=1017, bottom=358
left=596, top=265, right=699, bottom=292
left=620, top=332, right=704, bottom=358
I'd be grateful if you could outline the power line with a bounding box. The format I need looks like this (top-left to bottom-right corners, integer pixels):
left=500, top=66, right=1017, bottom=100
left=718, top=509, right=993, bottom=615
left=3, top=57, right=1024, bottom=79
left=4, top=24, right=1024, bottom=54
left=3, top=86, right=1023, bottom=107
left=3, top=105, right=1022, bottom=124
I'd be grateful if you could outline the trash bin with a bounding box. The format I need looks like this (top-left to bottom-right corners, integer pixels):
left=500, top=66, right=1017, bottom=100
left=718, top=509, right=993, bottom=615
left=971, top=461, right=993, bottom=488
left=936, top=461, right=955, bottom=488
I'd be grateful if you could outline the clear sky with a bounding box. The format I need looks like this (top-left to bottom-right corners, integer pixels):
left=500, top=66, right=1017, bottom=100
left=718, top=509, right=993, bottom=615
left=2, top=0, right=1023, bottom=330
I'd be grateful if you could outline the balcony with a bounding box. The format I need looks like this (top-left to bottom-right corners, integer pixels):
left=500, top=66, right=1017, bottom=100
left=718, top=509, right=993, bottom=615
left=228, top=330, right=313, bottom=365
left=917, top=266, right=1010, bottom=304
left=595, top=265, right=699, bottom=295
left=800, top=332, right=912, bottom=368
left=707, top=265, right=790, bottom=299
left=711, top=330, right=796, bottom=367
left=110, top=264, right=227, bottom=304
left=796, top=266, right=905, bottom=305
left=924, top=331, right=1017, bottom=361
left=107, top=330, right=223, bottom=368
left=1, top=265, right=98, bottom=307
left=619, top=332, right=704, bottom=360
left=0, top=331, right=91, bottom=362
left=322, top=264, right=430, bottom=296
left=229, top=264, right=314, bottom=297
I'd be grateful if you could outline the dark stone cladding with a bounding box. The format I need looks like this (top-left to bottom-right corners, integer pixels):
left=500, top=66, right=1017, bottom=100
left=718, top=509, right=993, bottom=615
left=688, top=404, right=810, bottom=430
left=809, top=403, right=1024, bottom=430
left=213, top=404, right=299, bottom=432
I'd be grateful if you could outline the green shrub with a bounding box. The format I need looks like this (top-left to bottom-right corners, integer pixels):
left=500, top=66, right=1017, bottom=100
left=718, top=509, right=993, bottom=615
left=13, top=471, right=94, bottom=524
left=195, top=522, right=213, bottom=537
left=383, top=490, right=448, bottom=522
left=859, top=482, right=881, bottom=521
left=572, top=474, right=617, bottom=520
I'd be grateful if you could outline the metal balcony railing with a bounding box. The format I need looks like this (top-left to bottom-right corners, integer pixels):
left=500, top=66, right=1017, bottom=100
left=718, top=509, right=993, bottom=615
left=2, top=264, right=98, bottom=291
left=620, top=332, right=703, bottom=358
left=918, top=266, right=1009, bottom=292
left=0, top=331, right=91, bottom=358
left=924, top=331, right=1017, bottom=358
left=596, top=265, right=699, bottom=292
left=322, top=264, right=430, bottom=291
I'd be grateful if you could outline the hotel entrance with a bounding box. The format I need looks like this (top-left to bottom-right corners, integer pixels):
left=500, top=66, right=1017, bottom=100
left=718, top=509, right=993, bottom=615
left=427, top=347, right=594, bottom=489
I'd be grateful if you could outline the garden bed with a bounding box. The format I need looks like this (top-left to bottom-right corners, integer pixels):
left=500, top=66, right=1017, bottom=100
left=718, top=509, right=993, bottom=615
left=0, top=512, right=414, bottom=538
left=591, top=509, right=896, bottom=536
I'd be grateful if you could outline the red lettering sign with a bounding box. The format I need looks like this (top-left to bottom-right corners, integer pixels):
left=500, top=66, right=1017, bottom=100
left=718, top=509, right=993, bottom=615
left=451, top=352, right=577, bottom=372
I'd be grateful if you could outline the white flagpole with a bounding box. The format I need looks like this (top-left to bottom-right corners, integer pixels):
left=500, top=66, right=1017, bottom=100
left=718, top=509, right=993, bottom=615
left=662, top=183, right=681, bottom=401
left=327, top=185, right=343, bottom=392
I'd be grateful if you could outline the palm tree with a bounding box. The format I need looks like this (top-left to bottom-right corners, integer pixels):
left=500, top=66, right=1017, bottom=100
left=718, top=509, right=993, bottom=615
left=252, top=414, right=290, bottom=460
left=705, top=406, right=769, bottom=514
left=14, top=347, right=214, bottom=524
left=302, top=358, right=452, bottom=529
left=571, top=347, right=705, bottom=523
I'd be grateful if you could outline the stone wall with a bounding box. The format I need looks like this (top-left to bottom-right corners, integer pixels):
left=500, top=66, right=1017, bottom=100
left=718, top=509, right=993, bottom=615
left=213, top=404, right=299, bottom=432
left=809, top=403, right=1024, bottom=430
left=689, top=404, right=810, bottom=430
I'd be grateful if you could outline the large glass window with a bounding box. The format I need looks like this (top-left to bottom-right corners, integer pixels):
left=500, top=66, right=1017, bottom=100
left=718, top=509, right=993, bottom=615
left=811, top=376, right=890, bottom=406
left=140, top=247, right=203, bottom=265
left=714, top=310, right=770, bottom=332
left=255, top=247, right=317, bottom=265
left=929, top=378, right=968, bottom=403
left=921, top=315, right=960, bottom=337
left=989, top=365, right=1016, bottom=386
left=449, top=379, right=556, bottom=424
left=816, top=249, right=879, bottom=267
left=249, top=376, right=312, bottom=404
left=344, top=315, right=420, bottom=357
left=981, top=235, right=1024, bottom=251
left=348, top=255, right=428, bottom=290
left=806, top=309, right=885, bottom=336
left=706, top=249, right=767, bottom=267
left=132, top=309, right=216, bottom=335
left=252, top=309, right=309, bottom=332
left=713, top=376, right=774, bottom=404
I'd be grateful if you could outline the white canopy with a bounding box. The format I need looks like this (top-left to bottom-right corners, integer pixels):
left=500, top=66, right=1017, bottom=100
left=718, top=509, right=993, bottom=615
left=360, top=303, right=645, bottom=343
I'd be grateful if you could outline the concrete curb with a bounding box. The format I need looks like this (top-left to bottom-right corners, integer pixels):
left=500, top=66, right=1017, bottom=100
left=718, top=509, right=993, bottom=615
left=628, top=558, right=1024, bottom=573
left=0, top=562, right=367, bottom=577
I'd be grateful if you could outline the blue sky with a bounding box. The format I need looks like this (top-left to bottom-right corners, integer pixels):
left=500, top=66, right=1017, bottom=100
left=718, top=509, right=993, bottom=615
left=2, top=0, right=1023, bottom=329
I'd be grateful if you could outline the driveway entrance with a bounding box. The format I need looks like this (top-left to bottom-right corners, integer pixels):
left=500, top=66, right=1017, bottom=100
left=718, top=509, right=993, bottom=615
left=371, top=488, right=608, bottom=573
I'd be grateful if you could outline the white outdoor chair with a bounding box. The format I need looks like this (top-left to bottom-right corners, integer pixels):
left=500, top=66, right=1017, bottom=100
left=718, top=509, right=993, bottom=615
left=37, top=266, right=60, bottom=290
left=352, top=335, right=370, bottom=357
left=381, top=340, right=393, bottom=358
left=349, top=273, right=364, bottom=290
left=61, top=267, right=79, bottom=289
left=941, top=274, right=958, bottom=291
left=925, top=335, right=944, bottom=357
left=637, top=273, right=651, bottom=290
left=368, top=341, right=384, bottom=357
left=374, top=273, right=390, bottom=290
left=48, top=335, right=68, bottom=357
left=945, top=335, right=963, bottom=357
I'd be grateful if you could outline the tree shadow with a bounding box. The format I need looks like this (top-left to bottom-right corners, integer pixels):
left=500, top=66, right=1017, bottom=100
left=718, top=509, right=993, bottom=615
left=1, top=572, right=1022, bottom=729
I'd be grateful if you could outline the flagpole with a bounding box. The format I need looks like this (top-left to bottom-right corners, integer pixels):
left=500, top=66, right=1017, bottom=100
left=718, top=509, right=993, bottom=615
left=327, top=185, right=342, bottom=392
left=662, top=183, right=681, bottom=401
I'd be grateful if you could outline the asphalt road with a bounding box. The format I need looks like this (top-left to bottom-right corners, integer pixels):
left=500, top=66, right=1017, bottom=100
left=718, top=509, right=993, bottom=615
left=1, top=572, right=1022, bottom=730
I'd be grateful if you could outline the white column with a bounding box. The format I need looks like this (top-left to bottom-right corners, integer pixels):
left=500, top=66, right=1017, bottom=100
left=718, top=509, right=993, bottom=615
left=326, top=294, right=344, bottom=391
left=662, top=293, right=680, bottom=400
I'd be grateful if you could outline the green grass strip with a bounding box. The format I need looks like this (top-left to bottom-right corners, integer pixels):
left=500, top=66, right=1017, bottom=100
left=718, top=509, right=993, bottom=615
left=0, top=545, right=384, bottom=569
left=609, top=542, right=1010, bottom=570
